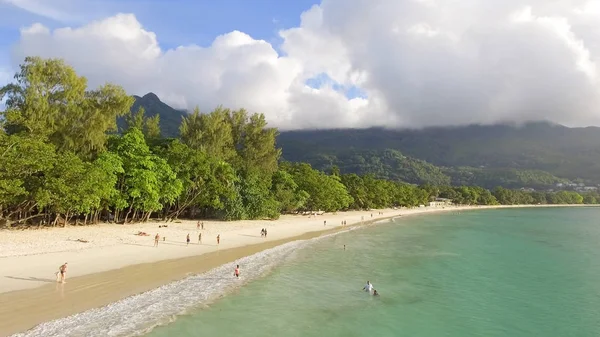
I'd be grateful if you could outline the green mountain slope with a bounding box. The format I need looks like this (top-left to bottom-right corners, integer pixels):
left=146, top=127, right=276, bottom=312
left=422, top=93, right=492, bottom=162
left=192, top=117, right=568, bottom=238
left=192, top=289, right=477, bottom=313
left=132, top=93, right=597, bottom=187
left=277, top=122, right=600, bottom=183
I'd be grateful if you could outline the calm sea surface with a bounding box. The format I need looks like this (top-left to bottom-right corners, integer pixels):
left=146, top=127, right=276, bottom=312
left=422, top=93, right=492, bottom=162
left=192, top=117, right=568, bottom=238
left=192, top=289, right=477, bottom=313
left=145, top=208, right=600, bottom=337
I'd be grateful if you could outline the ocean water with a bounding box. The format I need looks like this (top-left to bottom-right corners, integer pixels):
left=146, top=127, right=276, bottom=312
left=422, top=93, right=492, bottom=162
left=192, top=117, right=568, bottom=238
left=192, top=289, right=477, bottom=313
left=16, top=208, right=600, bottom=337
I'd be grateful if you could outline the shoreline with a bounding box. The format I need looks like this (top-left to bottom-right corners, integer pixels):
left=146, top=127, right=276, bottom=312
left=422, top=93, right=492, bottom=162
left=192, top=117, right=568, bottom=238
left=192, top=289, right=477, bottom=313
left=0, top=204, right=594, bottom=336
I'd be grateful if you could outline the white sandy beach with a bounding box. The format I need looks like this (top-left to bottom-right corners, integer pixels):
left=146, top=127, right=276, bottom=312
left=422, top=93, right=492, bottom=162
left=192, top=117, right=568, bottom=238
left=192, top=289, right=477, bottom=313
left=0, top=207, right=402, bottom=293
left=0, top=204, right=592, bottom=336
left=0, top=204, right=585, bottom=294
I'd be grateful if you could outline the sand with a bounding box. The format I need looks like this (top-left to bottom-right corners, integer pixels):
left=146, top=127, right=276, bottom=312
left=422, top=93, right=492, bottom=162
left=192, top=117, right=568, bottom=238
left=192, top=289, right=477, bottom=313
left=0, top=204, right=591, bottom=336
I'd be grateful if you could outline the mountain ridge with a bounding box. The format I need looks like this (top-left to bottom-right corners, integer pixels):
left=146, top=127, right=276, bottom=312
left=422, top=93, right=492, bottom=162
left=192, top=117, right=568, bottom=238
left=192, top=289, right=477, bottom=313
left=131, top=93, right=600, bottom=187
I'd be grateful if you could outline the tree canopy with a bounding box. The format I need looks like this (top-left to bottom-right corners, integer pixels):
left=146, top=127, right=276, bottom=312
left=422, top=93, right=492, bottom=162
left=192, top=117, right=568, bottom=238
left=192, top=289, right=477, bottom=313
left=1, top=57, right=597, bottom=228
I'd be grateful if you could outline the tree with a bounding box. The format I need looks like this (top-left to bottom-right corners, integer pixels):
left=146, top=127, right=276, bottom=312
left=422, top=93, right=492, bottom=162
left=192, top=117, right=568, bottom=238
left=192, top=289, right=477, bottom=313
left=180, top=106, right=236, bottom=162
left=271, top=170, right=309, bottom=213
left=283, top=163, right=352, bottom=212
left=1, top=57, right=133, bottom=158
left=125, top=106, right=162, bottom=140
left=109, top=128, right=181, bottom=223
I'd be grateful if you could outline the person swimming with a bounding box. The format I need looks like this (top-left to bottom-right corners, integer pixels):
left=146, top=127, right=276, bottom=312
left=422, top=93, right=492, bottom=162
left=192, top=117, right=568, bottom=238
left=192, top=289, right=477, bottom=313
left=363, top=281, right=373, bottom=293
left=373, top=289, right=379, bottom=296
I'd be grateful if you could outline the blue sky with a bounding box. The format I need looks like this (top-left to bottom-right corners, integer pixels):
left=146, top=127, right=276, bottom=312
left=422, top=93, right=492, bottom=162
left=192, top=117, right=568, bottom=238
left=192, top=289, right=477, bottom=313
left=0, top=0, right=361, bottom=96
left=0, top=0, right=320, bottom=51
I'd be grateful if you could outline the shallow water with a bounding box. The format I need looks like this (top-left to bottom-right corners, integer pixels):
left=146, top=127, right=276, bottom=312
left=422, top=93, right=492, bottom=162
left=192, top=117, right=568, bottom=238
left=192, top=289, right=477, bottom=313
left=15, top=208, right=600, bottom=336
left=148, top=208, right=600, bottom=337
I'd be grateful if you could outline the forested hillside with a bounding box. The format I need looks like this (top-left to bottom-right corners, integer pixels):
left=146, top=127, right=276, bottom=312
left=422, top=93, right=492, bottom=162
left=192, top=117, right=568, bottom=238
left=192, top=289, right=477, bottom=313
left=277, top=125, right=600, bottom=184
left=130, top=95, right=600, bottom=187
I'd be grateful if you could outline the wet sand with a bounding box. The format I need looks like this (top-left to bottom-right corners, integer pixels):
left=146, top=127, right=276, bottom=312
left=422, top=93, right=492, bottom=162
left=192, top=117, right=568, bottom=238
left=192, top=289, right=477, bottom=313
left=0, top=227, right=344, bottom=336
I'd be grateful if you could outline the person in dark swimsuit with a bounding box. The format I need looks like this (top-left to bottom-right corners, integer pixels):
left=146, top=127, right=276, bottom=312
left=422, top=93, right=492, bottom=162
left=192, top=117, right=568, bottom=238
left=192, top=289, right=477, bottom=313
left=57, top=263, right=68, bottom=283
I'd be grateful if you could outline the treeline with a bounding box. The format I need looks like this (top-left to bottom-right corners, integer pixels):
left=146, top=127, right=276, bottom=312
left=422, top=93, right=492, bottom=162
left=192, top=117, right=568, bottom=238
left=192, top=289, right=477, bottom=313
left=0, top=58, right=597, bottom=228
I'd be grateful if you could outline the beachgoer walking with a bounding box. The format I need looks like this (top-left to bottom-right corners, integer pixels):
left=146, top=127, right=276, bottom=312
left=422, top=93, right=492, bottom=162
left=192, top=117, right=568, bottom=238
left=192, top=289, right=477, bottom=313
left=261, top=228, right=265, bottom=237
left=324, top=220, right=327, bottom=226
left=57, top=263, right=68, bottom=283
left=344, top=244, right=346, bottom=250
left=187, top=233, right=190, bottom=246
left=217, top=234, right=220, bottom=245
left=198, top=233, right=202, bottom=244
left=154, top=233, right=160, bottom=247
left=264, top=229, right=267, bottom=238
left=197, top=221, right=200, bottom=230
left=234, top=264, right=240, bottom=278
left=201, top=222, right=204, bottom=230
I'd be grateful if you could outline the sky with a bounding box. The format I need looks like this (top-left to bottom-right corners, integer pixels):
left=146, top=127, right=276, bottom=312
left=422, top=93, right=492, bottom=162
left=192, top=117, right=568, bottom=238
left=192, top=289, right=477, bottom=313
left=1, top=0, right=600, bottom=130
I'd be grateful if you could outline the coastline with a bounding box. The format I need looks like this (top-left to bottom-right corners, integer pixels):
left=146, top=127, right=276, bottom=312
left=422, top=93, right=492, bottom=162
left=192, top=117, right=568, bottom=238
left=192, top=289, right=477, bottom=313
left=0, top=204, right=594, bottom=336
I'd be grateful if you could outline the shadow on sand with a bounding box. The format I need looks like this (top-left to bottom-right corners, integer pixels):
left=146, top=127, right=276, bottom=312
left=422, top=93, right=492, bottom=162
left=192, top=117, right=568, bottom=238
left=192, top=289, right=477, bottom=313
left=5, top=276, right=56, bottom=283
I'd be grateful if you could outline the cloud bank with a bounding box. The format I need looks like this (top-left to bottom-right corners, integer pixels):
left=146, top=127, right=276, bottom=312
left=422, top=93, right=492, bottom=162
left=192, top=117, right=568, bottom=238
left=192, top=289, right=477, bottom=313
left=8, top=0, right=600, bottom=129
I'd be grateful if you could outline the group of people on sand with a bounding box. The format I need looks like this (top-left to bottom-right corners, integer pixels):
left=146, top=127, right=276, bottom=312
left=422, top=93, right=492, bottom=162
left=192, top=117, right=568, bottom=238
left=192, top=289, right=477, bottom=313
left=260, top=228, right=268, bottom=238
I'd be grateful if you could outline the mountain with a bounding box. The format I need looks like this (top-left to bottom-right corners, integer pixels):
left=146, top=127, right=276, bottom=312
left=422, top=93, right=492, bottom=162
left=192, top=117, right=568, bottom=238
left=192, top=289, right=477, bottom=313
left=277, top=123, right=600, bottom=184
left=120, top=93, right=188, bottom=137
left=132, top=93, right=600, bottom=187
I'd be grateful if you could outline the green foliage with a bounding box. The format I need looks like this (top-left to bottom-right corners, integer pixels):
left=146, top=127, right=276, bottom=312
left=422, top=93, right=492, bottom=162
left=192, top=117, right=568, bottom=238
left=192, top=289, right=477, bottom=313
left=282, top=163, right=353, bottom=212
left=1, top=57, right=598, bottom=228
left=1, top=57, right=133, bottom=158
left=301, top=149, right=450, bottom=186
left=271, top=170, right=309, bottom=213
left=444, top=167, right=568, bottom=189
left=125, top=92, right=186, bottom=138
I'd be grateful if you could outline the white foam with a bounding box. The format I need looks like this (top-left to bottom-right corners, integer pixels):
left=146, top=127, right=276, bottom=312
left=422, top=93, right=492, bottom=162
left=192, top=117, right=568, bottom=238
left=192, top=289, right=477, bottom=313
left=11, top=227, right=358, bottom=337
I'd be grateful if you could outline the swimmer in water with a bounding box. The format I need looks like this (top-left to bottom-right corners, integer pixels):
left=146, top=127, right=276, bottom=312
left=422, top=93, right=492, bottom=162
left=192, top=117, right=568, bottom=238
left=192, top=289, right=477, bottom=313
left=373, top=289, right=379, bottom=296
left=363, top=281, right=373, bottom=293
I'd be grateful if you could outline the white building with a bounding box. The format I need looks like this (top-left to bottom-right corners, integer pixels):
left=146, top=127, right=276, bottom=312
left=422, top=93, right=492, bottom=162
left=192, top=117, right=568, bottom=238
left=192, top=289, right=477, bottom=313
left=429, top=198, right=453, bottom=207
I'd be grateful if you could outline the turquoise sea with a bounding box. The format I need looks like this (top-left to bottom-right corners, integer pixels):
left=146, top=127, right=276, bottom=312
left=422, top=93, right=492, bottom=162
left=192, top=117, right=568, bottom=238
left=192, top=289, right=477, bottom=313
left=147, top=207, right=600, bottom=337
left=17, top=208, right=600, bottom=337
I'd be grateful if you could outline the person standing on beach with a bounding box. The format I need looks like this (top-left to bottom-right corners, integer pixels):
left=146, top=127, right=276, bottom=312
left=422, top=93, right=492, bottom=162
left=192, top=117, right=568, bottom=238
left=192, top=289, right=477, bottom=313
left=154, top=233, right=160, bottom=247
left=197, top=221, right=200, bottom=230
left=57, top=263, right=68, bottom=283
left=324, top=220, right=327, bottom=226
left=198, top=232, right=202, bottom=244
left=217, top=234, right=220, bottom=245
left=264, top=228, right=267, bottom=238
left=186, top=233, right=190, bottom=246
left=234, top=264, right=240, bottom=278
left=201, top=222, right=204, bottom=230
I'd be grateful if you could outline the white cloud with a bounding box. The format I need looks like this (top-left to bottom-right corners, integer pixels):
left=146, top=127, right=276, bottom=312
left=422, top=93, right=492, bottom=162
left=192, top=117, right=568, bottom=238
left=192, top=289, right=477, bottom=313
left=1, top=0, right=80, bottom=22
left=7, top=0, right=600, bottom=129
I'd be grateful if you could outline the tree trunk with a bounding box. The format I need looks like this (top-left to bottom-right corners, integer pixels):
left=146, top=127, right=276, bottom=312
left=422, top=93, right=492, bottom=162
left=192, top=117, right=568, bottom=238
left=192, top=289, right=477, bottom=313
left=124, top=206, right=132, bottom=224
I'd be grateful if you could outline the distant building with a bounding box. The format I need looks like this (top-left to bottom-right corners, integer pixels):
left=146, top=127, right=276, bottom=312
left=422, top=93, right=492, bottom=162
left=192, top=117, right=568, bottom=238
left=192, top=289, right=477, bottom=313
left=429, top=198, right=453, bottom=207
